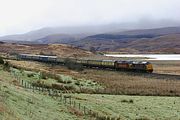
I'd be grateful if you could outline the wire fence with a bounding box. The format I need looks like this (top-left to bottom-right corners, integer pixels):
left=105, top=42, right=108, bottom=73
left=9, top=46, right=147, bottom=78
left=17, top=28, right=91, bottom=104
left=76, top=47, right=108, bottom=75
left=10, top=69, right=120, bottom=120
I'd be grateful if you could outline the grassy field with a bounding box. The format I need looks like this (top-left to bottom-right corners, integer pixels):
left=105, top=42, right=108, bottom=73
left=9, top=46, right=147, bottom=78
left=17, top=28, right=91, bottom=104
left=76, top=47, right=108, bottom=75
left=8, top=60, right=180, bottom=96
left=70, top=94, right=180, bottom=120
left=151, top=60, right=180, bottom=75
left=0, top=66, right=86, bottom=120
left=10, top=67, right=103, bottom=93
left=1, top=65, right=180, bottom=120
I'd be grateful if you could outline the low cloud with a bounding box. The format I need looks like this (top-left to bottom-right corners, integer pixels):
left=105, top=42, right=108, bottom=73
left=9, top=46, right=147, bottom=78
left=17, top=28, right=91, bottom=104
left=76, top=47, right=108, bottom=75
left=0, top=0, right=180, bottom=35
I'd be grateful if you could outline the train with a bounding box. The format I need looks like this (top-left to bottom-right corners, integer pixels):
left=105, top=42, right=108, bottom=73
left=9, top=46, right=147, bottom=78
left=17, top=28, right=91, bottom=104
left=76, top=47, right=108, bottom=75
left=18, top=54, right=153, bottom=73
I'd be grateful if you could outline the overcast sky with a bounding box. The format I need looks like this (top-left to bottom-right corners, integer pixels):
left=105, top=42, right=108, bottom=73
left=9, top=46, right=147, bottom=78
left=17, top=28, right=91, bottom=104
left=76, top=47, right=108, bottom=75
left=0, top=0, right=180, bottom=36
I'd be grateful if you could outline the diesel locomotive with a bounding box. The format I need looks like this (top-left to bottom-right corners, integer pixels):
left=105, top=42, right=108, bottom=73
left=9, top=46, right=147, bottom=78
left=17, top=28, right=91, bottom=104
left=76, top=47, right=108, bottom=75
left=18, top=54, right=153, bottom=73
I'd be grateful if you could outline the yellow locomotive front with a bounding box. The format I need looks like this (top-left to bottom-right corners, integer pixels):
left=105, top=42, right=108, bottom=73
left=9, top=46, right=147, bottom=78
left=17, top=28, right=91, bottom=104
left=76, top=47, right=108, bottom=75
left=146, top=62, right=153, bottom=73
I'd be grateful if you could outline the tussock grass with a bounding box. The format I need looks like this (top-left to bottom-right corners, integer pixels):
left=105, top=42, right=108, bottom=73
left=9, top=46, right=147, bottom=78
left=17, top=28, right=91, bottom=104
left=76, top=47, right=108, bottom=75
left=8, top=60, right=180, bottom=96
left=0, top=74, right=82, bottom=120
left=70, top=94, right=180, bottom=120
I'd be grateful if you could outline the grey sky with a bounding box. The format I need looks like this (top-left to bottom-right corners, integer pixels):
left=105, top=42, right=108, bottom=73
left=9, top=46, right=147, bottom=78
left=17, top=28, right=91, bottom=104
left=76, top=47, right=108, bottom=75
left=0, top=0, right=180, bottom=35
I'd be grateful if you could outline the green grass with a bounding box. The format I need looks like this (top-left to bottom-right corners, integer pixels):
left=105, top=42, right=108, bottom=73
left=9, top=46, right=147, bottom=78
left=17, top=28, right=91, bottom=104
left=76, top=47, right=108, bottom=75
left=0, top=66, right=88, bottom=120
left=1, top=65, right=180, bottom=120
left=70, top=94, right=180, bottom=120
left=0, top=83, right=81, bottom=120
left=10, top=68, right=103, bottom=92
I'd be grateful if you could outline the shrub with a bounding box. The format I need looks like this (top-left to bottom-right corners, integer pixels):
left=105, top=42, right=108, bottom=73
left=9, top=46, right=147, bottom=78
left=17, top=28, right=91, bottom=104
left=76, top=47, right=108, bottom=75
left=129, top=99, right=134, bottom=103
left=64, top=85, right=75, bottom=91
left=121, top=99, right=134, bottom=104
left=52, top=84, right=76, bottom=91
left=3, top=62, right=10, bottom=71
left=57, top=76, right=64, bottom=83
left=79, top=87, right=94, bottom=94
left=66, top=80, right=72, bottom=84
left=39, top=72, right=48, bottom=79
left=0, top=57, right=4, bottom=64
left=75, top=81, right=81, bottom=86
left=32, top=80, right=51, bottom=88
left=27, top=73, right=35, bottom=78
left=64, top=58, right=84, bottom=71
left=52, top=84, right=66, bottom=90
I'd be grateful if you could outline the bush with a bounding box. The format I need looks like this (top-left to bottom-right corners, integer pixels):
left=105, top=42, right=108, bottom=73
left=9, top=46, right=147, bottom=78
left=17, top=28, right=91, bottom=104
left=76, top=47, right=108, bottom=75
left=121, top=99, right=134, bottom=104
left=32, top=80, right=51, bottom=88
left=57, top=76, right=64, bottom=83
left=129, top=99, right=134, bottom=103
left=0, top=57, right=4, bottom=64
left=64, top=58, right=84, bottom=71
left=27, top=73, right=35, bottom=78
left=3, top=62, right=10, bottom=71
left=39, top=72, right=48, bottom=79
left=75, top=81, right=81, bottom=86
left=52, top=84, right=66, bottom=90
left=66, top=80, right=72, bottom=84
left=51, top=83, right=75, bottom=91
left=64, top=85, right=75, bottom=91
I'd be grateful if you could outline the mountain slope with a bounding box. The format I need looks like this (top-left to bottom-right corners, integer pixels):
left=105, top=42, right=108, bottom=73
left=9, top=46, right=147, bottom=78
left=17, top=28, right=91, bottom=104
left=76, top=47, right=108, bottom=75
left=122, top=34, right=180, bottom=53
left=71, top=33, right=180, bottom=53
left=117, top=27, right=180, bottom=35
left=1, top=26, right=180, bottom=54
left=0, top=25, right=125, bottom=41
left=0, top=43, right=92, bottom=57
left=68, top=27, right=180, bottom=53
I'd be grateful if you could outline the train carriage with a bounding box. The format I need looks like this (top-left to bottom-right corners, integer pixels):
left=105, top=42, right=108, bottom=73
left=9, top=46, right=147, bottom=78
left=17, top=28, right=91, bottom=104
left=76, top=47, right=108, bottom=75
left=18, top=54, right=153, bottom=73
left=101, top=60, right=115, bottom=68
left=87, top=60, right=103, bottom=67
left=80, top=59, right=88, bottom=65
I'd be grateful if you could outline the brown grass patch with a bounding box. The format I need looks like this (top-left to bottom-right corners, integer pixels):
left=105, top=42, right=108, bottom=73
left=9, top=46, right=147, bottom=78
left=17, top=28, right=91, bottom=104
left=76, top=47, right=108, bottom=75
left=8, top=60, right=180, bottom=96
left=68, top=106, right=83, bottom=117
left=0, top=102, right=7, bottom=113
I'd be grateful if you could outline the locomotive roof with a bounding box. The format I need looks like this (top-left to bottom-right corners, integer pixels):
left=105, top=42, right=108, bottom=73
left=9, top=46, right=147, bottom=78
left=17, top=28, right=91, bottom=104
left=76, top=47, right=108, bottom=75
left=116, top=60, right=150, bottom=64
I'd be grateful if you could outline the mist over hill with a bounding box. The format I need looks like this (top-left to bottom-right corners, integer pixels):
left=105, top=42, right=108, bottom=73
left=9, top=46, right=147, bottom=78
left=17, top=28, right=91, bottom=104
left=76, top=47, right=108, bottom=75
left=1, top=25, right=180, bottom=54
left=0, top=24, right=127, bottom=41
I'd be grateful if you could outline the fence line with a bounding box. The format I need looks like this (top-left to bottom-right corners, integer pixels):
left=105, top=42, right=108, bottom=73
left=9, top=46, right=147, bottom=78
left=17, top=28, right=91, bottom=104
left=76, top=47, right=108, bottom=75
left=10, top=69, right=120, bottom=120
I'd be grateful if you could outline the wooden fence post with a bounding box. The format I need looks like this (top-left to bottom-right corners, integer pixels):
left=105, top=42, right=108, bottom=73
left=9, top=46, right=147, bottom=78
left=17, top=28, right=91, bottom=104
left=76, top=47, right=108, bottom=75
left=89, top=109, right=92, bottom=115
left=83, top=106, right=86, bottom=115
left=28, top=82, right=31, bottom=89
left=64, top=97, right=66, bottom=104
left=60, top=93, right=62, bottom=101
left=48, top=89, right=51, bottom=96
left=69, top=96, right=71, bottom=106
left=21, top=80, right=23, bottom=86
left=25, top=82, right=26, bottom=88
left=73, top=101, right=76, bottom=107
left=52, top=89, right=54, bottom=97
left=78, top=103, right=81, bottom=110
left=33, top=86, right=34, bottom=92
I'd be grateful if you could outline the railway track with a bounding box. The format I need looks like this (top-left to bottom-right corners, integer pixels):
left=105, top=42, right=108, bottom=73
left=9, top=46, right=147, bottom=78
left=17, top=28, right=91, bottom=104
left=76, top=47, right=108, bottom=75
left=127, top=72, right=180, bottom=80
left=84, top=66, right=180, bottom=80
left=5, top=55, right=180, bottom=81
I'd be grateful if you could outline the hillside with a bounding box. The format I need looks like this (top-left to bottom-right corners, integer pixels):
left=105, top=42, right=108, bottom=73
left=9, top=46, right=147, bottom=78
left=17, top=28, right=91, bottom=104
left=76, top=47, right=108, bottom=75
left=115, top=26, right=180, bottom=35
left=1, top=26, right=180, bottom=54
left=119, top=34, right=180, bottom=53
left=0, top=25, right=126, bottom=42
left=35, top=27, right=180, bottom=53
left=71, top=28, right=180, bottom=53
left=72, top=34, right=180, bottom=53
left=0, top=43, right=92, bottom=58
left=1, top=64, right=180, bottom=120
